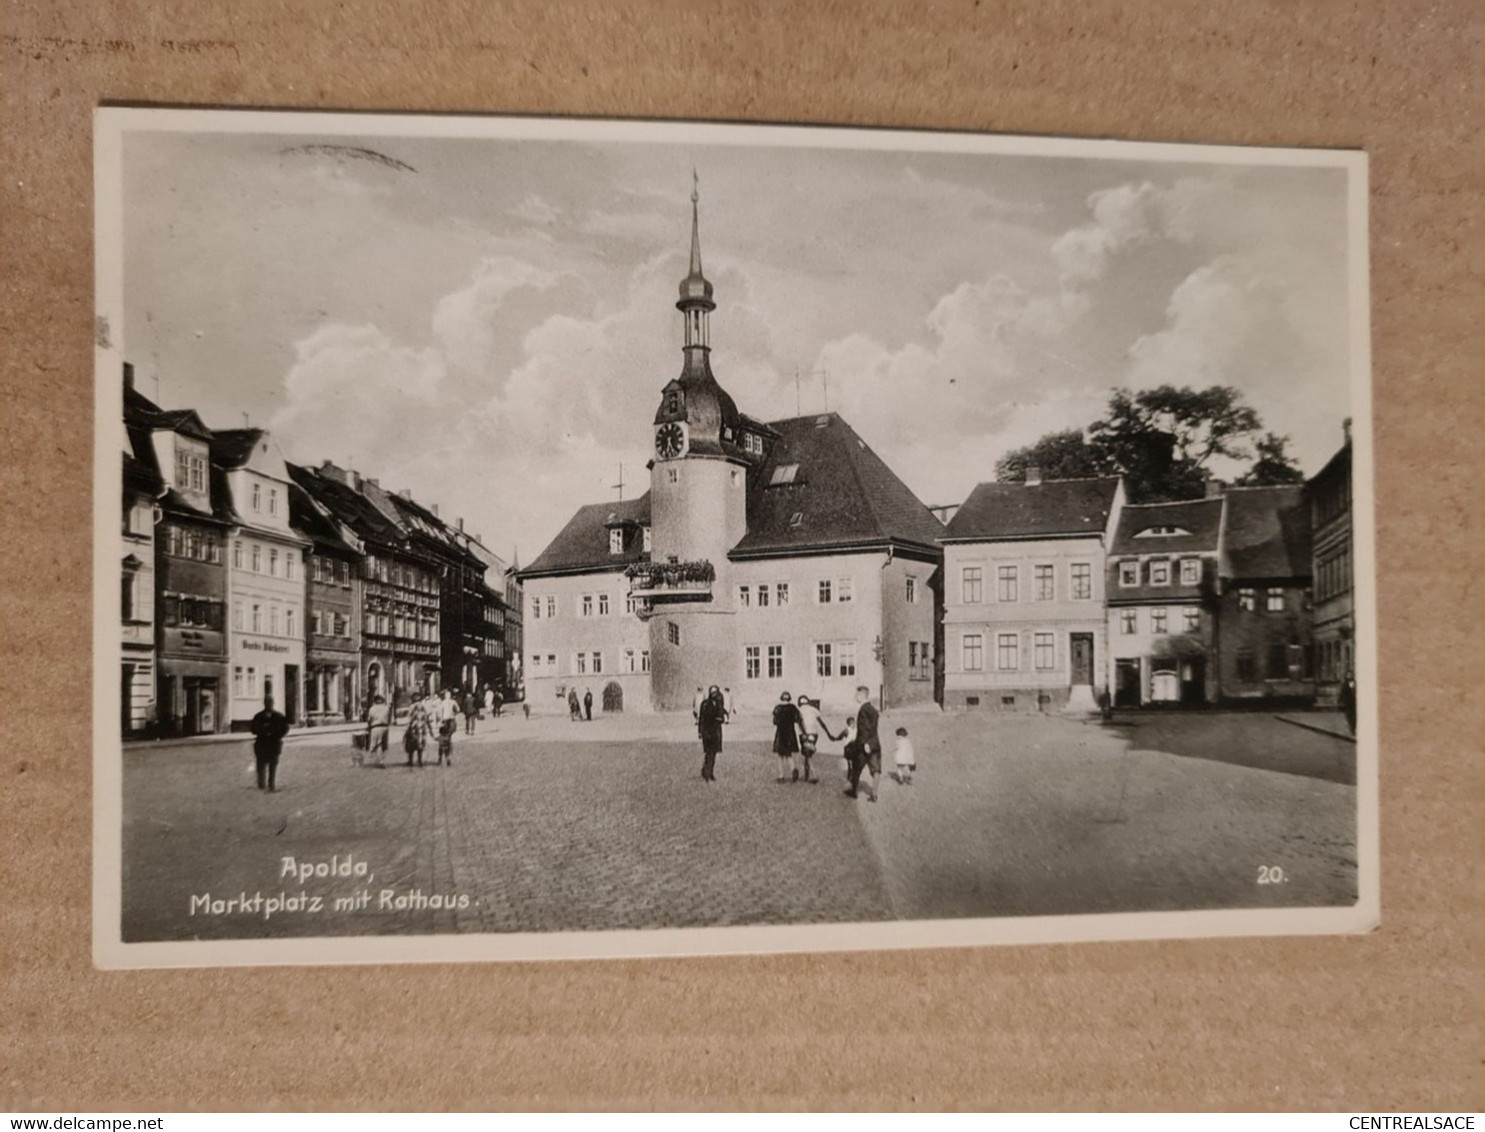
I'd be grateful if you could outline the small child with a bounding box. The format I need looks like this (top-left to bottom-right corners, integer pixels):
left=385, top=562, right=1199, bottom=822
left=892, top=726, right=917, bottom=785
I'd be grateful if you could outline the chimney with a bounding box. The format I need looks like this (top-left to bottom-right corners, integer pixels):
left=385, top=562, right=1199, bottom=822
left=1204, top=478, right=1226, bottom=499
left=432, top=503, right=440, bottom=518
left=457, top=517, right=465, bottom=532
left=1025, top=465, right=1042, bottom=486
left=123, top=361, right=135, bottom=391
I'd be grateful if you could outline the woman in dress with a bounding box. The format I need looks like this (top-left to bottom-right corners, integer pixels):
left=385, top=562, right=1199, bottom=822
left=698, top=684, right=726, bottom=782
left=771, top=691, right=804, bottom=783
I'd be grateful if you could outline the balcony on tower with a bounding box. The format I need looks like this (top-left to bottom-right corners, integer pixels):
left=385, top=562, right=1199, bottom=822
left=625, top=558, right=715, bottom=610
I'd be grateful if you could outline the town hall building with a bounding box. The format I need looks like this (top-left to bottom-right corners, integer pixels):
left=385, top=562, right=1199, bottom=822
left=520, top=186, right=945, bottom=714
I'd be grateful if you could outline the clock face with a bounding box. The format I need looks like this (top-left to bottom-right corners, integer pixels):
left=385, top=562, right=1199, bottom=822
left=655, top=422, right=685, bottom=460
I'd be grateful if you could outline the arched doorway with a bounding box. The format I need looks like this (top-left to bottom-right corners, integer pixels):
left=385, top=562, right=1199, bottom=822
left=602, top=681, right=624, bottom=713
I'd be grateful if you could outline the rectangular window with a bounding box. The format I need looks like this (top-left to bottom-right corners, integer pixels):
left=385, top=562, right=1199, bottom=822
left=776, top=582, right=789, bottom=606
left=252, top=604, right=263, bottom=633
left=997, top=566, right=1018, bottom=603
left=1182, top=606, right=1200, bottom=633
left=269, top=548, right=279, bottom=577
left=906, top=576, right=917, bottom=604
left=642, top=527, right=652, bottom=552
left=1119, top=561, right=1138, bottom=587
left=738, top=585, right=751, bottom=608
left=838, top=640, right=857, bottom=677
left=745, top=646, right=761, bottom=679
left=609, top=529, right=623, bottom=554
left=837, top=577, right=853, bottom=603
left=233, top=666, right=244, bottom=697
left=996, top=633, right=1019, bottom=671
left=285, top=608, right=296, bottom=638
left=1071, top=563, right=1092, bottom=600
left=598, top=593, right=610, bottom=617
left=251, top=544, right=262, bottom=574
left=233, top=541, right=243, bottom=569
left=285, top=554, right=295, bottom=580
left=1120, top=609, right=1137, bottom=635
left=252, top=483, right=262, bottom=512
left=1239, top=588, right=1256, bottom=612
left=766, top=645, right=783, bottom=679
left=1034, top=632, right=1055, bottom=670
left=1180, top=559, right=1201, bottom=585
left=624, top=595, right=636, bottom=615
left=909, top=641, right=918, bottom=669
left=247, top=667, right=258, bottom=697
left=1034, top=564, right=1054, bottom=601
left=817, top=579, right=832, bottom=603
left=757, top=584, right=770, bottom=607
left=268, top=488, right=278, bottom=516
left=963, top=633, right=984, bottom=672
left=271, top=607, right=282, bottom=636
left=581, top=594, right=593, bottom=617
left=962, top=566, right=983, bottom=604
left=1266, top=640, right=1288, bottom=680
left=1150, top=559, right=1171, bottom=585
left=592, top=652, right=603, bottom=674
left=668, top=622, right=680, bottom=646
left=815, top=642, right=833, bottom=677
left=1266, top=587, right=1285, bottom=613
left=233, top=602, right=244, bottom=631
left=641, top=650, right=651, bottom=673
left=575, top=653, right=588, bottom=675
left=531, top=597, right=541, bottom=620
left=546, top=596, right=556, bottom=619
left=1151, top=608, right=1168, bottom=635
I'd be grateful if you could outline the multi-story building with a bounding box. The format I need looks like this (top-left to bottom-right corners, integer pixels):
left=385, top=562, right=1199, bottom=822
left=940, top=472, right=1125, bottom=712
left=1213, top=484, right=1315, bottom=704
left=522, top=185, right=943, bottom=714
left=121, top=441, right=164, bottom=737
left=288, top=480, right=363, bottom=726
left=452, top=532, right=511, bottom=693
left=1106, top=495, right=1225, bottom=707
left=1310, top=427, right=1354, bottom=705
left=291, top=463, right=443, bottom=712
left=211, top=429, right=310, bottom=728
left=503, top=562, right=524, bottom=699
left=125, top=383, right=231, bottom=736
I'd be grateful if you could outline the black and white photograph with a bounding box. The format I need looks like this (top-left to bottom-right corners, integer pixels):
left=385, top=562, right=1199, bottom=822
left=93, top=109, right=1377, bottom=967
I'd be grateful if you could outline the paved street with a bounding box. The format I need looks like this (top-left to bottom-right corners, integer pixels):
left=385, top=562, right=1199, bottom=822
left=120, top=709, right=1358, bottom=942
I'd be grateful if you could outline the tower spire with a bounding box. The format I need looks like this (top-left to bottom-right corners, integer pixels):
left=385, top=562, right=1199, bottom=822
left=689, top=169, right=703, bottom=278
left=677, top=171, right=715, bottom=353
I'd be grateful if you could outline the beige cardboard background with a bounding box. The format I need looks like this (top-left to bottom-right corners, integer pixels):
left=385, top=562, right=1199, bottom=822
left=2, top=0, right=1480, bottom=1111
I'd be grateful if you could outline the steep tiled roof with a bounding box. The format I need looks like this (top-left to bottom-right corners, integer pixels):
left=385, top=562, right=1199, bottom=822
left=124, top=386, right=213, bottom=442
left=522, top=493, right=652, bottom=577
left=209, top=428, right=265, bottom=470
left=287, top=481, right=358, bottom=557
left=943, top=477, right=1121, bottom=541
left=1221, top=484, right=1312, bottom=580
left=1110, top=498, right=1224, bottom=555
left=287, top=463, right=405, bottom=547
left=729, top=413, right=943, bottom=558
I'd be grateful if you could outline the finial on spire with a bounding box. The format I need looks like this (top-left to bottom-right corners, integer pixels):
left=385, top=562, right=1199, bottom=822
left=691, top=167, right=699, bottom=205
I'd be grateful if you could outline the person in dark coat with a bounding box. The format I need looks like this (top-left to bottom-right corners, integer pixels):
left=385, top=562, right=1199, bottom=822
left=843, top=684, right=883, bottom=802
left=568, top=689, right=581, bottom=721
left=583, top=687, right=594, bottom=722
left=463, top=689, right=478, bottom=735
left=250, top=692, right=291, bottom=792
left=698, top=685, right=726, bottom=782
left=771, top=691, right=803, bottom=783
left=1340, top=666, right=1358, bottom=735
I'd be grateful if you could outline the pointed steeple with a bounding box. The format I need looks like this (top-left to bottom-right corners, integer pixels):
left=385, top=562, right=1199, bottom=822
left=678, top=170, right=715, bottom=318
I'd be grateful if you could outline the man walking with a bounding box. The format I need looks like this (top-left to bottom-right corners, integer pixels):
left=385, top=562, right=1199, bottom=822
left=434, top=688, right=460, bottom=765
left=583, top=687, right=594, bottom=722
left=364, top=694, right=391, bottom=769
left=843, top=685, right=883, bottom=803
left=250, top=692, right=291, bottom=792
left=463, top=687, right=478, bottom=735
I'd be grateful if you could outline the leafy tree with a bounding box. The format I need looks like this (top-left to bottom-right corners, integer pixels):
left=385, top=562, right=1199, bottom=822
left=994, top=428, right=1105, bottom=483
left=1235, top=432, right=1305, bottom=486
left=997, top=384, right=1294, bottom=502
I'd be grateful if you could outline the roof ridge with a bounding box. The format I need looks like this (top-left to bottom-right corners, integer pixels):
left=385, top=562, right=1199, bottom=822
left=1121, top=497, right=1223, bottom=509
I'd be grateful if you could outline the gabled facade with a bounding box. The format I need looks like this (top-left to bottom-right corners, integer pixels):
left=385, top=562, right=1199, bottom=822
left=212, top=429, right=311, bottom=728
left=288, top=480, right=363, bottom=726
left=1106, top=495, right=1225, bottom=707
left=125, top=382, right=231, bottom=737
left=121, top=410, right=165, bottom=736
left=521, top=184, right=944, bottom=715
left=940, top=473, right=1125, bottom=713
left=1213, top=484, right=1315, bottom=704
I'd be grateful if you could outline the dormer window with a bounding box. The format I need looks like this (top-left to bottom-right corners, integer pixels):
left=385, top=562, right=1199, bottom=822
left=609, top=529, right=624, bottom=555
left=666, top=391, right=681, bottom=416
left=789, top=512, right=804, bottom=528
left=769, top=464, right=799, bottom=486
left=642, top=526, right=652, bottom=553
left=1134, top=525, right=1192, bottom=538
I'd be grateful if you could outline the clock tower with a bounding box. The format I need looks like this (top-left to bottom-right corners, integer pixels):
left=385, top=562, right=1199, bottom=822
left=644, top=177, right=750, bottom=709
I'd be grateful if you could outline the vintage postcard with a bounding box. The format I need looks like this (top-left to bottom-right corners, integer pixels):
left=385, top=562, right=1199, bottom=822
left=93, top=109, right=1377, bottom=968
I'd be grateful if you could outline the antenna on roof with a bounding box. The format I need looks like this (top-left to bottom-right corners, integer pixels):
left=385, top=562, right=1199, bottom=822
left=612, top=463, right=626, bottom=501
left=242, top=411, right=250, bottom=428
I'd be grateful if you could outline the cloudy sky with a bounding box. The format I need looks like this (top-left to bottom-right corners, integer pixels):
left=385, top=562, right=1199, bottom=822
left=119, top=120, right=1357, bottom=561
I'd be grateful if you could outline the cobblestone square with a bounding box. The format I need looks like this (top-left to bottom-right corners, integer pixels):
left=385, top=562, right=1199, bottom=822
left=120, top=708, right=1358, bottom=943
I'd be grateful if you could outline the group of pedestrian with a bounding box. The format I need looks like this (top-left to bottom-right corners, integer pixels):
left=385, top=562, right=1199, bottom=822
left=356, top=687, right=465, bottom=770
left=693, top=683, right=916, bottom=802
left=567, top=687, right=595, bottom=721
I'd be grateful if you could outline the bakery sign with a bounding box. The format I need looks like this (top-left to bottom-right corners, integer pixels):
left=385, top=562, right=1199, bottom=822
left=240, top=637, right=293, bottom=654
